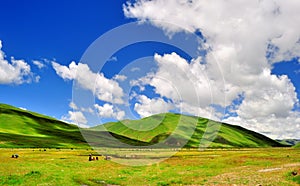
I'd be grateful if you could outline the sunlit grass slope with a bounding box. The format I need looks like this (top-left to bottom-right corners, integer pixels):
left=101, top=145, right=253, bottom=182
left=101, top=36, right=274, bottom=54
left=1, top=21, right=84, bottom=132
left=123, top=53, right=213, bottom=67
left=294, top=143, right=300, bottom=148
left=0, top=104, right=88, bottom=148
left=91, top=113, right=285, bottom=148
left=1, top=103, right=285, bottom=148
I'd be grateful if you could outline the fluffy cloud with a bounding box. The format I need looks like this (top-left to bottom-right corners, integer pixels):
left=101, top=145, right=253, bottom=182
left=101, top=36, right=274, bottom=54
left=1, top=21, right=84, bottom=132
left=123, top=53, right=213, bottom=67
left=134, top=95, right=174, bottom=118
left=52, top=61, right=124, bottom=104
left=124, top=0, right=300, bottom=138
left=52, top=61, right=77, bottom=80
left=0, top=40, right=37, bottom=84
left=113, top=74, right=127, bottom=82
left=94, top=103, right=125, bottom=120
left=61, top=110, right=88, bottom=128
left=237, top=70, right=297, bottom=119
left=124, top=0, right=300, bottom=64
left=223, top=112, right=300, bottom=139
left=131, top=52, right=224, bottom=119
left=32, top=60, right=45, bottom=69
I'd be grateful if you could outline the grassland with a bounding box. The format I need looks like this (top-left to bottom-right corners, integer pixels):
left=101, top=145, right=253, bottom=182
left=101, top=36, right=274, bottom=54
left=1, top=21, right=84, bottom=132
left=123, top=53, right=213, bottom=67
left=0, top=148, right=299, bottom=185
left=0, top=104, right=88, bottom=148
left=2, top=103, right=298, bottom=185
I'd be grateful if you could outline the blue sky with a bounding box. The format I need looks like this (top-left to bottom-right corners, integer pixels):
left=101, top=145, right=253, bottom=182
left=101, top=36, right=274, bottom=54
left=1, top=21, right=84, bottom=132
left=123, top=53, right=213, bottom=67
left=0, top=0, right=128, bottom=116
left=1, top=0, right=300, bottom=139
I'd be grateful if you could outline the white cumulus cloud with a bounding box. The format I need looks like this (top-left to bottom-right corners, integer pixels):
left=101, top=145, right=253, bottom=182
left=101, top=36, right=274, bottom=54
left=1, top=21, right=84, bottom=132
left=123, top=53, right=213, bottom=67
left=52, top=61, right=124, bottom=104
left=0, top=40, right=37, bottom=84
left=113, top=74, right=127, bottom=82
left=94, top=103, right=125, bottom=120
left=32, top=60, right=45, bottom=69
left=124, top=0, right=300, bottom=138
left=61, top=110, right=88, bottom=128
left=131, top=52, right=225, bottom=119
left=134, top=95, right=174, bottom=118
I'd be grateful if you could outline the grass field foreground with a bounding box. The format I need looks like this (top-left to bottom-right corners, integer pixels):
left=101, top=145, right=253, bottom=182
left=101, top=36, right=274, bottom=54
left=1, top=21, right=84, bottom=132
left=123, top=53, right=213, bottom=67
left=0, top=148, right=300, bottom=185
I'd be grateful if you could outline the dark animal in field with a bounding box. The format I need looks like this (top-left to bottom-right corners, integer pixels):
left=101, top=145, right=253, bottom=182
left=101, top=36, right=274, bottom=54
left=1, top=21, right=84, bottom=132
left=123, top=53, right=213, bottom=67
left=89, top=154, right=100, bottom=161
left=88, top=154, right=93, bottom=161
left=292, top=171, right=298, bottom=176
left=11, top=154, right=19, bottom=158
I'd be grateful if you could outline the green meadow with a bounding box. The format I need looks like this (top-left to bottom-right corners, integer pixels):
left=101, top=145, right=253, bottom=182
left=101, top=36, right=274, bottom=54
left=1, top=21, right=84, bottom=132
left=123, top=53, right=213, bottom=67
left=0, top=148, right=300, bottom=185
left=1, top=103, right=300, bottom=185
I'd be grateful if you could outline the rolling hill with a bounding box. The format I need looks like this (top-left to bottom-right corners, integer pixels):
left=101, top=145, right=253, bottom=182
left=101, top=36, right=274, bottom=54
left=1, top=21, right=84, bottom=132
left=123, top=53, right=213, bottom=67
left=294, top=143, right=300, bottom=148
left=0, top=103, right=286, bottom=148
left=0, top=103, right=88, bottom=148
left=89, top=113, right=285, bottom=148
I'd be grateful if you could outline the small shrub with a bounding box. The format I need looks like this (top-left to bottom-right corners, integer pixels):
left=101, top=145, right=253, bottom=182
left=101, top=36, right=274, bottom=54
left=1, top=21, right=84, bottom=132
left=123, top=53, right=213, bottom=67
left=157, top=181, right=170, bottom=186
left=25, top=171, right=41, bottom=177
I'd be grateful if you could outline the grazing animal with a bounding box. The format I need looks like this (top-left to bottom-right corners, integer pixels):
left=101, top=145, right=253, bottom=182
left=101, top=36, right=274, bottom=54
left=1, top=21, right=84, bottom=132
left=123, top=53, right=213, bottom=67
left=11, top=154, right=19, bottom=158
left=88, top=154, right=93, bottom=161
left=89, top=154, right=101, bottom=161
left=292, top=171, right=298, bottom=176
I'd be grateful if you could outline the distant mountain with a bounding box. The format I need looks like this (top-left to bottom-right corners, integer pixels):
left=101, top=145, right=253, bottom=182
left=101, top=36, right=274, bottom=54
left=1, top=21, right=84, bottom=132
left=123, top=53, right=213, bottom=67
left=276, top=139, right=300, bottom=146
left=0, top=103, right=286, bottom=148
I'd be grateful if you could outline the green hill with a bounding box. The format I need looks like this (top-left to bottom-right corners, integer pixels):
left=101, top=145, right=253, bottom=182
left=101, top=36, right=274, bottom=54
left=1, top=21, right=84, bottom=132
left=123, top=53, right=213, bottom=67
left=294, top=143, right=300, bottom=148
left=0, top=103, right=285, bottom=148
left=0, top=103, right=88, bottom=148
left=90, top=113, right=285, bottom=148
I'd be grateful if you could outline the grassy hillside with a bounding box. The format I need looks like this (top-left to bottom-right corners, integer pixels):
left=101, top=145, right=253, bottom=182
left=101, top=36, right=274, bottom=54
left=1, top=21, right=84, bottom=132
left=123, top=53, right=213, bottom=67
left=0, top=104, right=88, bottom=148
left=294, top=143, right=300, bottom=148
left=90, top=113, right=285, bottom=148
left=0, top=103, right=285, bottom=148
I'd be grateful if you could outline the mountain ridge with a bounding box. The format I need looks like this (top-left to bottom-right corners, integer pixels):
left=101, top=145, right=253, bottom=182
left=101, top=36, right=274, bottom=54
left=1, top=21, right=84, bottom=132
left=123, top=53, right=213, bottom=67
left=89, top=112, right=285, bottom=148
left=0, top=103, right=287, bottom=148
